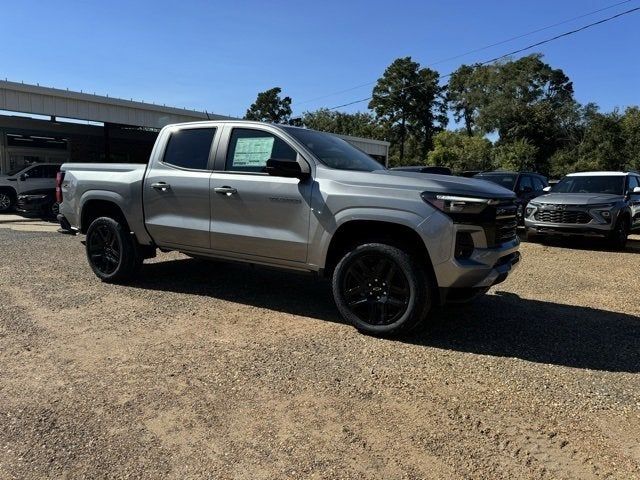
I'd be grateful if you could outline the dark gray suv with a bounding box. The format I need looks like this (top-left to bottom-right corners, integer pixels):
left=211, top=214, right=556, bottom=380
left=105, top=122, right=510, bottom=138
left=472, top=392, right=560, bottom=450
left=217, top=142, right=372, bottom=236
left=524, top=171, right=640, bottom=249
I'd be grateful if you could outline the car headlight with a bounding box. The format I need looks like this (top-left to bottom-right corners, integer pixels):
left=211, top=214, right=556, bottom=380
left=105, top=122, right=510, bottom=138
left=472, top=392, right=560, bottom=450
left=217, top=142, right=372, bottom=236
left=421, top=192, right=499, bottom=216
left=589, top=203, right=617, bottom=222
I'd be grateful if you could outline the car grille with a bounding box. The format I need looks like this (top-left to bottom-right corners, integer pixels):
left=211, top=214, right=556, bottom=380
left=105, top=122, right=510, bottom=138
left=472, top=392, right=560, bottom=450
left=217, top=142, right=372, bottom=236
left=494, top=201, right=518, bottom=244
left=534, top=210, right=591, bottom=224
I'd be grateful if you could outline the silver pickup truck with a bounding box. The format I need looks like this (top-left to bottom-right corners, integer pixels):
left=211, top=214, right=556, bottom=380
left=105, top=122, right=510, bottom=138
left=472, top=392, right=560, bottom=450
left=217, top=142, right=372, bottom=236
left=59, top=120, right=520, bottom=335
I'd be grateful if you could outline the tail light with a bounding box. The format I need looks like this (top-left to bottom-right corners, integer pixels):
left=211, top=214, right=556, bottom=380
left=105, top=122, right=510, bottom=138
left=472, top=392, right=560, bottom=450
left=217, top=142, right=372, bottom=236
left=55, top=171, right=65, bottom=203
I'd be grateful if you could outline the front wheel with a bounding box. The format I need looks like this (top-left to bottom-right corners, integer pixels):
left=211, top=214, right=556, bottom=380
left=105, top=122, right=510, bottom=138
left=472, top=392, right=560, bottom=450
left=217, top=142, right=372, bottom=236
left=332, top=243, right=432, bottom=336
left=0, top=191, right=15, bottom=212
left=608, top=216, right=629, bottom=250
left=86, top=217, right=141, bottom=282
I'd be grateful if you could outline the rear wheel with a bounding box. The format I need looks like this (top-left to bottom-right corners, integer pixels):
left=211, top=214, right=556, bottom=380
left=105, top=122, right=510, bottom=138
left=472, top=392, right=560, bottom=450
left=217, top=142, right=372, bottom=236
left=86, top=216, right=141, bottom=282
left=332, top=243, right=431, bottom=336
left=0, top=191, right=14, bottom=212
left=608, top=215, right=629, bottom=250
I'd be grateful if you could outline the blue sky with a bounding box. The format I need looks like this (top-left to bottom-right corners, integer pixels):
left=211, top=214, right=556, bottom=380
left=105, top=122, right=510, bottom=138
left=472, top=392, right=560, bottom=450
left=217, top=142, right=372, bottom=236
left=2, top=0, right=639, bottom=121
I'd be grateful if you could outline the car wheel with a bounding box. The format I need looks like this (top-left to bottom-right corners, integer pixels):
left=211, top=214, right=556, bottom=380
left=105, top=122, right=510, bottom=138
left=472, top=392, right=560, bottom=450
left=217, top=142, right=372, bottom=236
left=332, top=243, right=431, bottom=336
left=86, top=216, right=141, bottom=282
left=0, top=191, right=14, bottom=212
left=608, top=216, right=629, bottom=250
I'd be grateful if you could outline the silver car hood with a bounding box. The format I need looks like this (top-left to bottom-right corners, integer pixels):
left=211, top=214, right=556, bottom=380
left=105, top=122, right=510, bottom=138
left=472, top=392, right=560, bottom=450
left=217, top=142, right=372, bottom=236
left=532, top=193, right=623, bottom=205
left=329, top=169, right=516, bottom=199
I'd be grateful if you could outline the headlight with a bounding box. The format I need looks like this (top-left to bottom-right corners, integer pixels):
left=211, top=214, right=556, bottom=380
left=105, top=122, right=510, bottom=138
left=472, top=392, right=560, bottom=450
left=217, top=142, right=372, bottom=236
left=589, top=203, right=617, bottom=223
left=421, top=192, right=499, bottom=216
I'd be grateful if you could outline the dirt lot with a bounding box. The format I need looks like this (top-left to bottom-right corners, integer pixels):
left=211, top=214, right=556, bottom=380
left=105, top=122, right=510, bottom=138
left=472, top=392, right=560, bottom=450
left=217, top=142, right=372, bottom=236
left=0, top=223, right=639, bottom=479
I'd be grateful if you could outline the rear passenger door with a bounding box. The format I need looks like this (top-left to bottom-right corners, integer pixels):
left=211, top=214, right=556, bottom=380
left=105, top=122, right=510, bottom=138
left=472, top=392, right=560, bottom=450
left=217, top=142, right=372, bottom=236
left=209, top=125, right=312, bottom=263
left=143, top=126, right=217, bottom=249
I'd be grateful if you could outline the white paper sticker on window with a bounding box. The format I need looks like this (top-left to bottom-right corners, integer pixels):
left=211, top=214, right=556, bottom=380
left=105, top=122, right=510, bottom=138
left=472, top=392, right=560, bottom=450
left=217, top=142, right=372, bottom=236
left=232, top=137, right=274, bottom=167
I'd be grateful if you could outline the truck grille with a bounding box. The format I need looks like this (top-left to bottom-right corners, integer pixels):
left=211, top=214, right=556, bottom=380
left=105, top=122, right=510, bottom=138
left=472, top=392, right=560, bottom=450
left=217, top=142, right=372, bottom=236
left=534, top=210, right=591, bottom=224
left=493, top=201, right=518, bottom=245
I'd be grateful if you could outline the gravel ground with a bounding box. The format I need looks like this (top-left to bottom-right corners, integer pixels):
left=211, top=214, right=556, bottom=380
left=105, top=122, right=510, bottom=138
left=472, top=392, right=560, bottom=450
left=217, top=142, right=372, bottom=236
left=0, top=226, right=639, bottom=479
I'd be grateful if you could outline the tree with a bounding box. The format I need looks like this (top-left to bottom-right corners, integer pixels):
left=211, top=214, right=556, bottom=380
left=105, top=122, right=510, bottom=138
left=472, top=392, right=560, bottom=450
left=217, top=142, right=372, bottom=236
left=492, top=139, right=538, bottom=171
left=300, top=108, right=385, bottom=140
left=427, top=130, right=493, bottom=172
left=447, top=64, right=488, bottom=136
left=622, top=106, right=640, bottom=171
left=369, top=57, right=447, bottom=163
left=244, top=87, right=292, bottom=124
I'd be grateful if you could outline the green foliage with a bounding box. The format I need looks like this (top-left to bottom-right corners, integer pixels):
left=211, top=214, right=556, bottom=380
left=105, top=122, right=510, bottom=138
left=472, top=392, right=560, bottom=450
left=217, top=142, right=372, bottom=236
left=300, top=109, right=385, bottom=140
left=427, top=131, right=493, bottom=172
left=492, top=139, right=538, bottom=171
left=368, top=57, right=447, bottom=163
left=244, top=87, right=292, bottom=124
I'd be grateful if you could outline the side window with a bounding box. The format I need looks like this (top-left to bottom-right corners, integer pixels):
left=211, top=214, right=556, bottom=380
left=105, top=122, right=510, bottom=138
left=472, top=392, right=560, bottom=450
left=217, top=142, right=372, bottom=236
left=226, top=128, right=297, bottom=173
left=533, top=177, right=545, bottom=191
left=163, top=128, right=216, bottom=170
left=629, top=176, right=640, bottom=192
left=45, top=165, right=60, bottom=178
left=518, top=176, right=533, bottom=192
left=26, top=165, right=45, bottom=178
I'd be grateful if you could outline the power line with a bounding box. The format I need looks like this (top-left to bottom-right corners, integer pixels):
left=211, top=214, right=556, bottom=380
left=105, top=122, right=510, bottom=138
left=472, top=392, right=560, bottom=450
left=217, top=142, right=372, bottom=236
left=325, top=5, right=640, bottom=112
left=296, top=0, right=636, bottom=108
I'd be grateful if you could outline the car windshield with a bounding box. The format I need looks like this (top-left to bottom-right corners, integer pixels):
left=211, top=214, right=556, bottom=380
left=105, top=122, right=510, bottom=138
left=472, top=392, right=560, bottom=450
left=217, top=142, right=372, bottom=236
left=282, top=127, right=385, bottom=172
left=553, top=175, right=625, bottom=195
left=475, top=173, right=517, bottom=190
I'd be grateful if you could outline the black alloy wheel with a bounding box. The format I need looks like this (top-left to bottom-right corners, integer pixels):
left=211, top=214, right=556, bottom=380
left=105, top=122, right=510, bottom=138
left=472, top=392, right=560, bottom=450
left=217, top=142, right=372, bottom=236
left=85, top=216, right=141, bottom=282
left=341, top=253, right=410, bottom=326
left=87, top=222, right=122, bottom=276
left=332, top=243, right=432, bottom=335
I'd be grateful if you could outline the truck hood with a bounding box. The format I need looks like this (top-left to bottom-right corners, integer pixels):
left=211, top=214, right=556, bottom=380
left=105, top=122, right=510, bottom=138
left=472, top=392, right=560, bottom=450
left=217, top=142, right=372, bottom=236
left=333, top=169, right=516, bottom=199
left=531, top=192, right=623, bottom=205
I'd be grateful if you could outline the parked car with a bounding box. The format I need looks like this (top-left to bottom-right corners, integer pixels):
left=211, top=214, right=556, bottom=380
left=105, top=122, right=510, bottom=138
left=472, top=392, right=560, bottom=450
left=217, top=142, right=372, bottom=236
left=0, top=163, right=62, bottom=212
left=474, top=171, right=548, bottom=224
left=524, top=171, right=640, bottom=249
left=59, top=121, right=521, bottom=335
left=391, top=166, right=453, bottom=175
left=16, top=189, right=60, bottom=218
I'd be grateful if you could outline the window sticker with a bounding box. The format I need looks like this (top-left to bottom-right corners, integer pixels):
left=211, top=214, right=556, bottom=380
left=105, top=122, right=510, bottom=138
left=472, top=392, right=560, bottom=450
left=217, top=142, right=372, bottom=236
left=232, top=137, right=274, bottom=167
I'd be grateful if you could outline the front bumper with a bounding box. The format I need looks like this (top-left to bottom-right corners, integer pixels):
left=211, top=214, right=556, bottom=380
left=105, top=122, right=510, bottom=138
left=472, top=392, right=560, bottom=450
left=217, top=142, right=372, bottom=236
left=524, top=218, right=613, bottom=237
left=16, top=193, right=54, bottom=216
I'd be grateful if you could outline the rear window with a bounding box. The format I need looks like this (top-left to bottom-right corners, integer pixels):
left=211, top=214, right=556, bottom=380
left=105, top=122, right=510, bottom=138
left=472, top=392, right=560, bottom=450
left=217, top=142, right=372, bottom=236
left=475, top=173, right=517, bottom=190
left=163, top=128, right=216, bottom=170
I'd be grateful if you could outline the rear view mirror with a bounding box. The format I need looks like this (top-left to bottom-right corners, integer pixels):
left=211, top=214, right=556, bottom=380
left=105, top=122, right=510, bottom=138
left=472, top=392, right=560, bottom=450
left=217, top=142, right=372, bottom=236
left=542, top=186, right=551, bottom=192
left=265, top=158, right=310, bottom=180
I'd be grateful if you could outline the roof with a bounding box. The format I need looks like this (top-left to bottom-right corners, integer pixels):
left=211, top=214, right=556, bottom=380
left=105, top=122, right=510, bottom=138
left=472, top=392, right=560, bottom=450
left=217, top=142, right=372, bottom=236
left=567, top=171, right=634, bottom=176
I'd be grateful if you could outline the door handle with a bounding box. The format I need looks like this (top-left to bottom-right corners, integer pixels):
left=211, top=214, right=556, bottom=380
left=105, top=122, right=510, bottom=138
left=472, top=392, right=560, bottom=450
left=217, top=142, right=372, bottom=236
left=151, top=182, right=171, bottom=191
left=214, top=186, right=237, bottom=196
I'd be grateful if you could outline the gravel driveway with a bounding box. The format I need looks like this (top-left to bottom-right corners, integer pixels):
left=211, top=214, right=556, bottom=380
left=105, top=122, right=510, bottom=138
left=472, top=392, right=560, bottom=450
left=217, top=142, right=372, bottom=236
left=0, top=227, right=639, bottom=479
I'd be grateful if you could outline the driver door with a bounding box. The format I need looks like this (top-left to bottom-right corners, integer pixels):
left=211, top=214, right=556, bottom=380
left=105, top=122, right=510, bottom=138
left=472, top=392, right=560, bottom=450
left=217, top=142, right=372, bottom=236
left=209, top=126, right=312, bottom=263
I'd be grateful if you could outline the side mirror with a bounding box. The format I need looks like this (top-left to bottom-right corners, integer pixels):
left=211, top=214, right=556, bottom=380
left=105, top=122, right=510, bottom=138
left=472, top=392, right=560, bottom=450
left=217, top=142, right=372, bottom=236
left=19, top=173, right=28, bottom=181
left=265, top=158, right=310, bottom=180
left=542, top=186, right=551, bottom=192
left=634, top=186, right=640, bottom=194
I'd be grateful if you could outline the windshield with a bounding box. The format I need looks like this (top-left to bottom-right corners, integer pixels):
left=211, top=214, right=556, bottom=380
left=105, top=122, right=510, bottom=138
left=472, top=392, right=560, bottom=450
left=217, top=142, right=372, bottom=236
left=475, top=173, right=517, bottom=190
left=553, top=175, right=625, bottom=195
left=282, top=127, right=385, bottom=172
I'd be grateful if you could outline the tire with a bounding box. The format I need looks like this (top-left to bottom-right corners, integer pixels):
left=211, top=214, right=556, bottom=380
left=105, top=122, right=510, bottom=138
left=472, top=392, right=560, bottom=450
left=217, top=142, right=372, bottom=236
left=85, top=216, right=142, bottom=282
left=608, top=215, right=629, bottom=250
left=0, top=190, right=15, bottom=213
left=332, top=243, right=432, bottom=336
left=49, top=201, right=60, bottom=218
